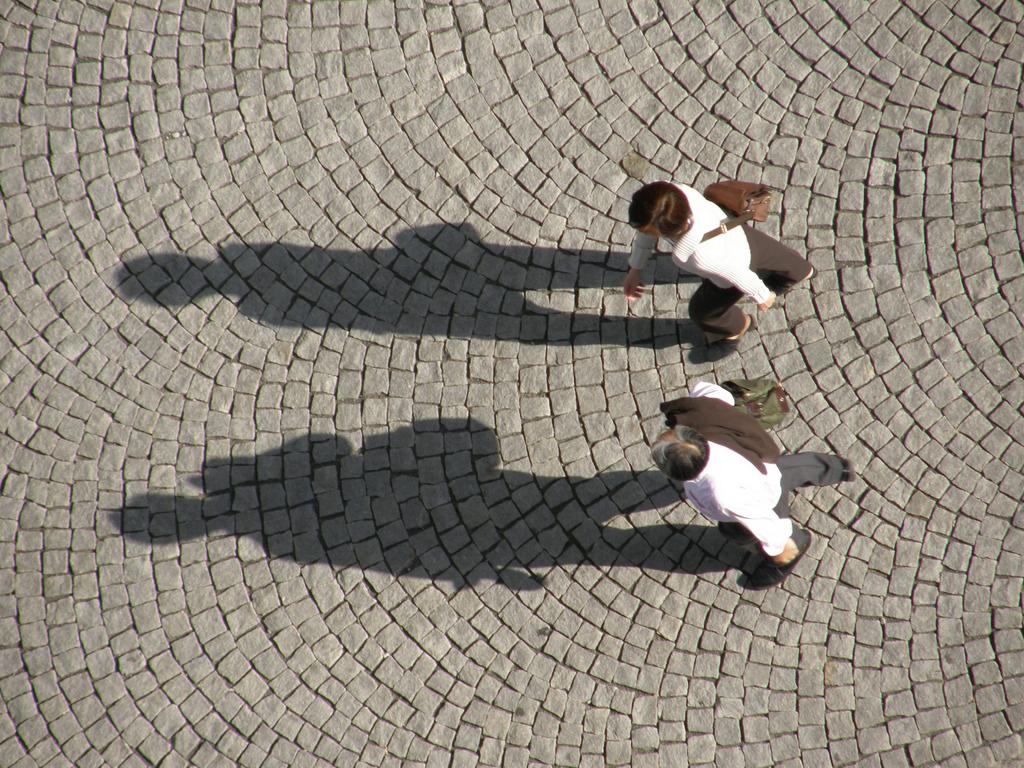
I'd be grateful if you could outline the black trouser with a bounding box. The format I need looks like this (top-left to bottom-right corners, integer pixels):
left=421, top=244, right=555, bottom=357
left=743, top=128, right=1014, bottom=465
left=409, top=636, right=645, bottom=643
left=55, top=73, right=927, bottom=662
left=772, top=452, right=848, bottom=518
left=689, top=226, right=812, bottom=336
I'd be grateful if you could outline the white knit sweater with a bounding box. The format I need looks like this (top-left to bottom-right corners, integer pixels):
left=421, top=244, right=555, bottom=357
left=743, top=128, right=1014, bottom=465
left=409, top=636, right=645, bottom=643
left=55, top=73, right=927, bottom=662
left=627, top=183, right=772, bottom=304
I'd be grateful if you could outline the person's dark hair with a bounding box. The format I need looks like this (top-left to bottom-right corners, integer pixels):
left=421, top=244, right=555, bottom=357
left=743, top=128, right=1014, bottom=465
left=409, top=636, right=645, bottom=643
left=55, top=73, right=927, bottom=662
left=651, top=426, right=709, bottom=481
left=628, top=182, right=692, bottom=238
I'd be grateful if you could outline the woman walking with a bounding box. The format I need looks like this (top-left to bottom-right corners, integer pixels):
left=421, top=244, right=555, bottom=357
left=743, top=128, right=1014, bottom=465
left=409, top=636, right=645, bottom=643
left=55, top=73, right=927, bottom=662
left=624, top=181, right=813, bottom=343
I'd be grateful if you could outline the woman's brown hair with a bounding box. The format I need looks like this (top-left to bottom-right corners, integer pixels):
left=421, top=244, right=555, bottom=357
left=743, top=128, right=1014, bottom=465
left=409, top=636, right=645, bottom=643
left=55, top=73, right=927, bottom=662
left=628, top=182, right=692, bottom=238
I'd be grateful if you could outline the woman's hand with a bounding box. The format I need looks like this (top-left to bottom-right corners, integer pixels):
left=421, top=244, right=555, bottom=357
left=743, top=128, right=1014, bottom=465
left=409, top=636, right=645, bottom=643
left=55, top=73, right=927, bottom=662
left=624, top=268, right=646, bottom=302
left=758, top=291, right=776, bottom=312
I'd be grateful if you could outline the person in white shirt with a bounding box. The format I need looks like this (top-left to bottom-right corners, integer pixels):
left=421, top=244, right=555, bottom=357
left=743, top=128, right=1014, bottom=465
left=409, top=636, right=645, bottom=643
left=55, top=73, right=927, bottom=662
left=624, top=181, right=813, bottom=343
left=650, top=382, right=854, bottom=571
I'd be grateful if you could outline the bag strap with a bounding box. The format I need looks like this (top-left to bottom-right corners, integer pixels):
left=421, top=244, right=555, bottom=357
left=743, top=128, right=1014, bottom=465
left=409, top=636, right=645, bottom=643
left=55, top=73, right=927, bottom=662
left=774, top=384, right=790, bottom=413
left=700, top=211, right=754, bottom=242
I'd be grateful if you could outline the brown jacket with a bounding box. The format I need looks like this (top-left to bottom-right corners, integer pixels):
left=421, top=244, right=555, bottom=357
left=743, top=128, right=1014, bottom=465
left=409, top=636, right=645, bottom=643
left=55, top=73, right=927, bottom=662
left=660, top=395, right=780, bottom=474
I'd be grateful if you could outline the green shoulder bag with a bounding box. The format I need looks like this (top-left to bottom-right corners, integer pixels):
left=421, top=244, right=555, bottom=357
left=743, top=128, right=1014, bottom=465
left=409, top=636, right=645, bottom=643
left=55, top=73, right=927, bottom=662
left=722, top=378, right=791, bottom=430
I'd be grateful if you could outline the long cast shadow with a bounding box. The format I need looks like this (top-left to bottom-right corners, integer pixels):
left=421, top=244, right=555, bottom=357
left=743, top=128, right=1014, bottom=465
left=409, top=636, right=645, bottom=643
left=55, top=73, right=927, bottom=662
left=113, top=223, right=703, bottom=349
left=116, top=418, right=764, bottom=590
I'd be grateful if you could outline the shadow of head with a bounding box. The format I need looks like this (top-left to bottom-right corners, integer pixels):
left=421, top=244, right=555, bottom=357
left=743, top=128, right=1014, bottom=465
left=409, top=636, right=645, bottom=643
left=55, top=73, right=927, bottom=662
left=116, top=417, right=758, bottom=589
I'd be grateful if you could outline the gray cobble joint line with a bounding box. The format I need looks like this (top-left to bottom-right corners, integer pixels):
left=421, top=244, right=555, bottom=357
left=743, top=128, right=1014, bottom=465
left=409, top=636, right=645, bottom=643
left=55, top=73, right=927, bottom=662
left=0, top=1, right=1021, bottom=767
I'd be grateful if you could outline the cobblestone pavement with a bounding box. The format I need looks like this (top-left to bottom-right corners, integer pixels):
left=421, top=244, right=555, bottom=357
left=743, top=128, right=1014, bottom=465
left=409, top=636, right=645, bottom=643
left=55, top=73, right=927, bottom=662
left=0, top=2, right=1022, bottom=767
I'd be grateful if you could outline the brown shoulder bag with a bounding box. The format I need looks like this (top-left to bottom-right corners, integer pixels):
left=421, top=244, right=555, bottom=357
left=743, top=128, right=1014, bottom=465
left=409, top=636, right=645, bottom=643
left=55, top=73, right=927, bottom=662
left=701, top=180, right=775, bottom=242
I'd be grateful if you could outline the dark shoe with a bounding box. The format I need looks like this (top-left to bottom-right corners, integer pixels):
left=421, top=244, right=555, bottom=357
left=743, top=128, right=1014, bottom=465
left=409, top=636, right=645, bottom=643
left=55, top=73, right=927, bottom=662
left=767, top=527, right=812, bottom=570
left=704, top=313, right=751, bottom=345
left=794, top=265, right=814, bottom=286
left=742, top=527, right=813, bottom=589
left=840, top=458, right=856, bottom=482
left=767, top=267, right=813, bottom=294
left=742, top=563, right=790, bottom=589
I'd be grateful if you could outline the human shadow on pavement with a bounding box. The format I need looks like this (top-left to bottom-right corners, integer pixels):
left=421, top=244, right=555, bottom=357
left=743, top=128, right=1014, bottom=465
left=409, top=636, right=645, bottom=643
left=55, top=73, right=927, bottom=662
left=113, top=223, right=704, bottom=350
left=116, top=418, right=763, bottom=590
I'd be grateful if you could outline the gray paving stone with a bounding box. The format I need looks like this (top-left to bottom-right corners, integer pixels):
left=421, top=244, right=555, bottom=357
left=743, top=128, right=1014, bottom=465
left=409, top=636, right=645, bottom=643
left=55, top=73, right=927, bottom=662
left=0, top=3, right=1021, bottom=768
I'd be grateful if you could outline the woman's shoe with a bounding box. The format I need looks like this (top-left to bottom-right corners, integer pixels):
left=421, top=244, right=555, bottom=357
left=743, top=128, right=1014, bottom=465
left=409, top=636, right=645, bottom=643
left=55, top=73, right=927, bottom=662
left=794, top=266, right=815, bottom=286
left=776, top=266, right=814, bottom=295
left=704, top=313, right=752, bottom=345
